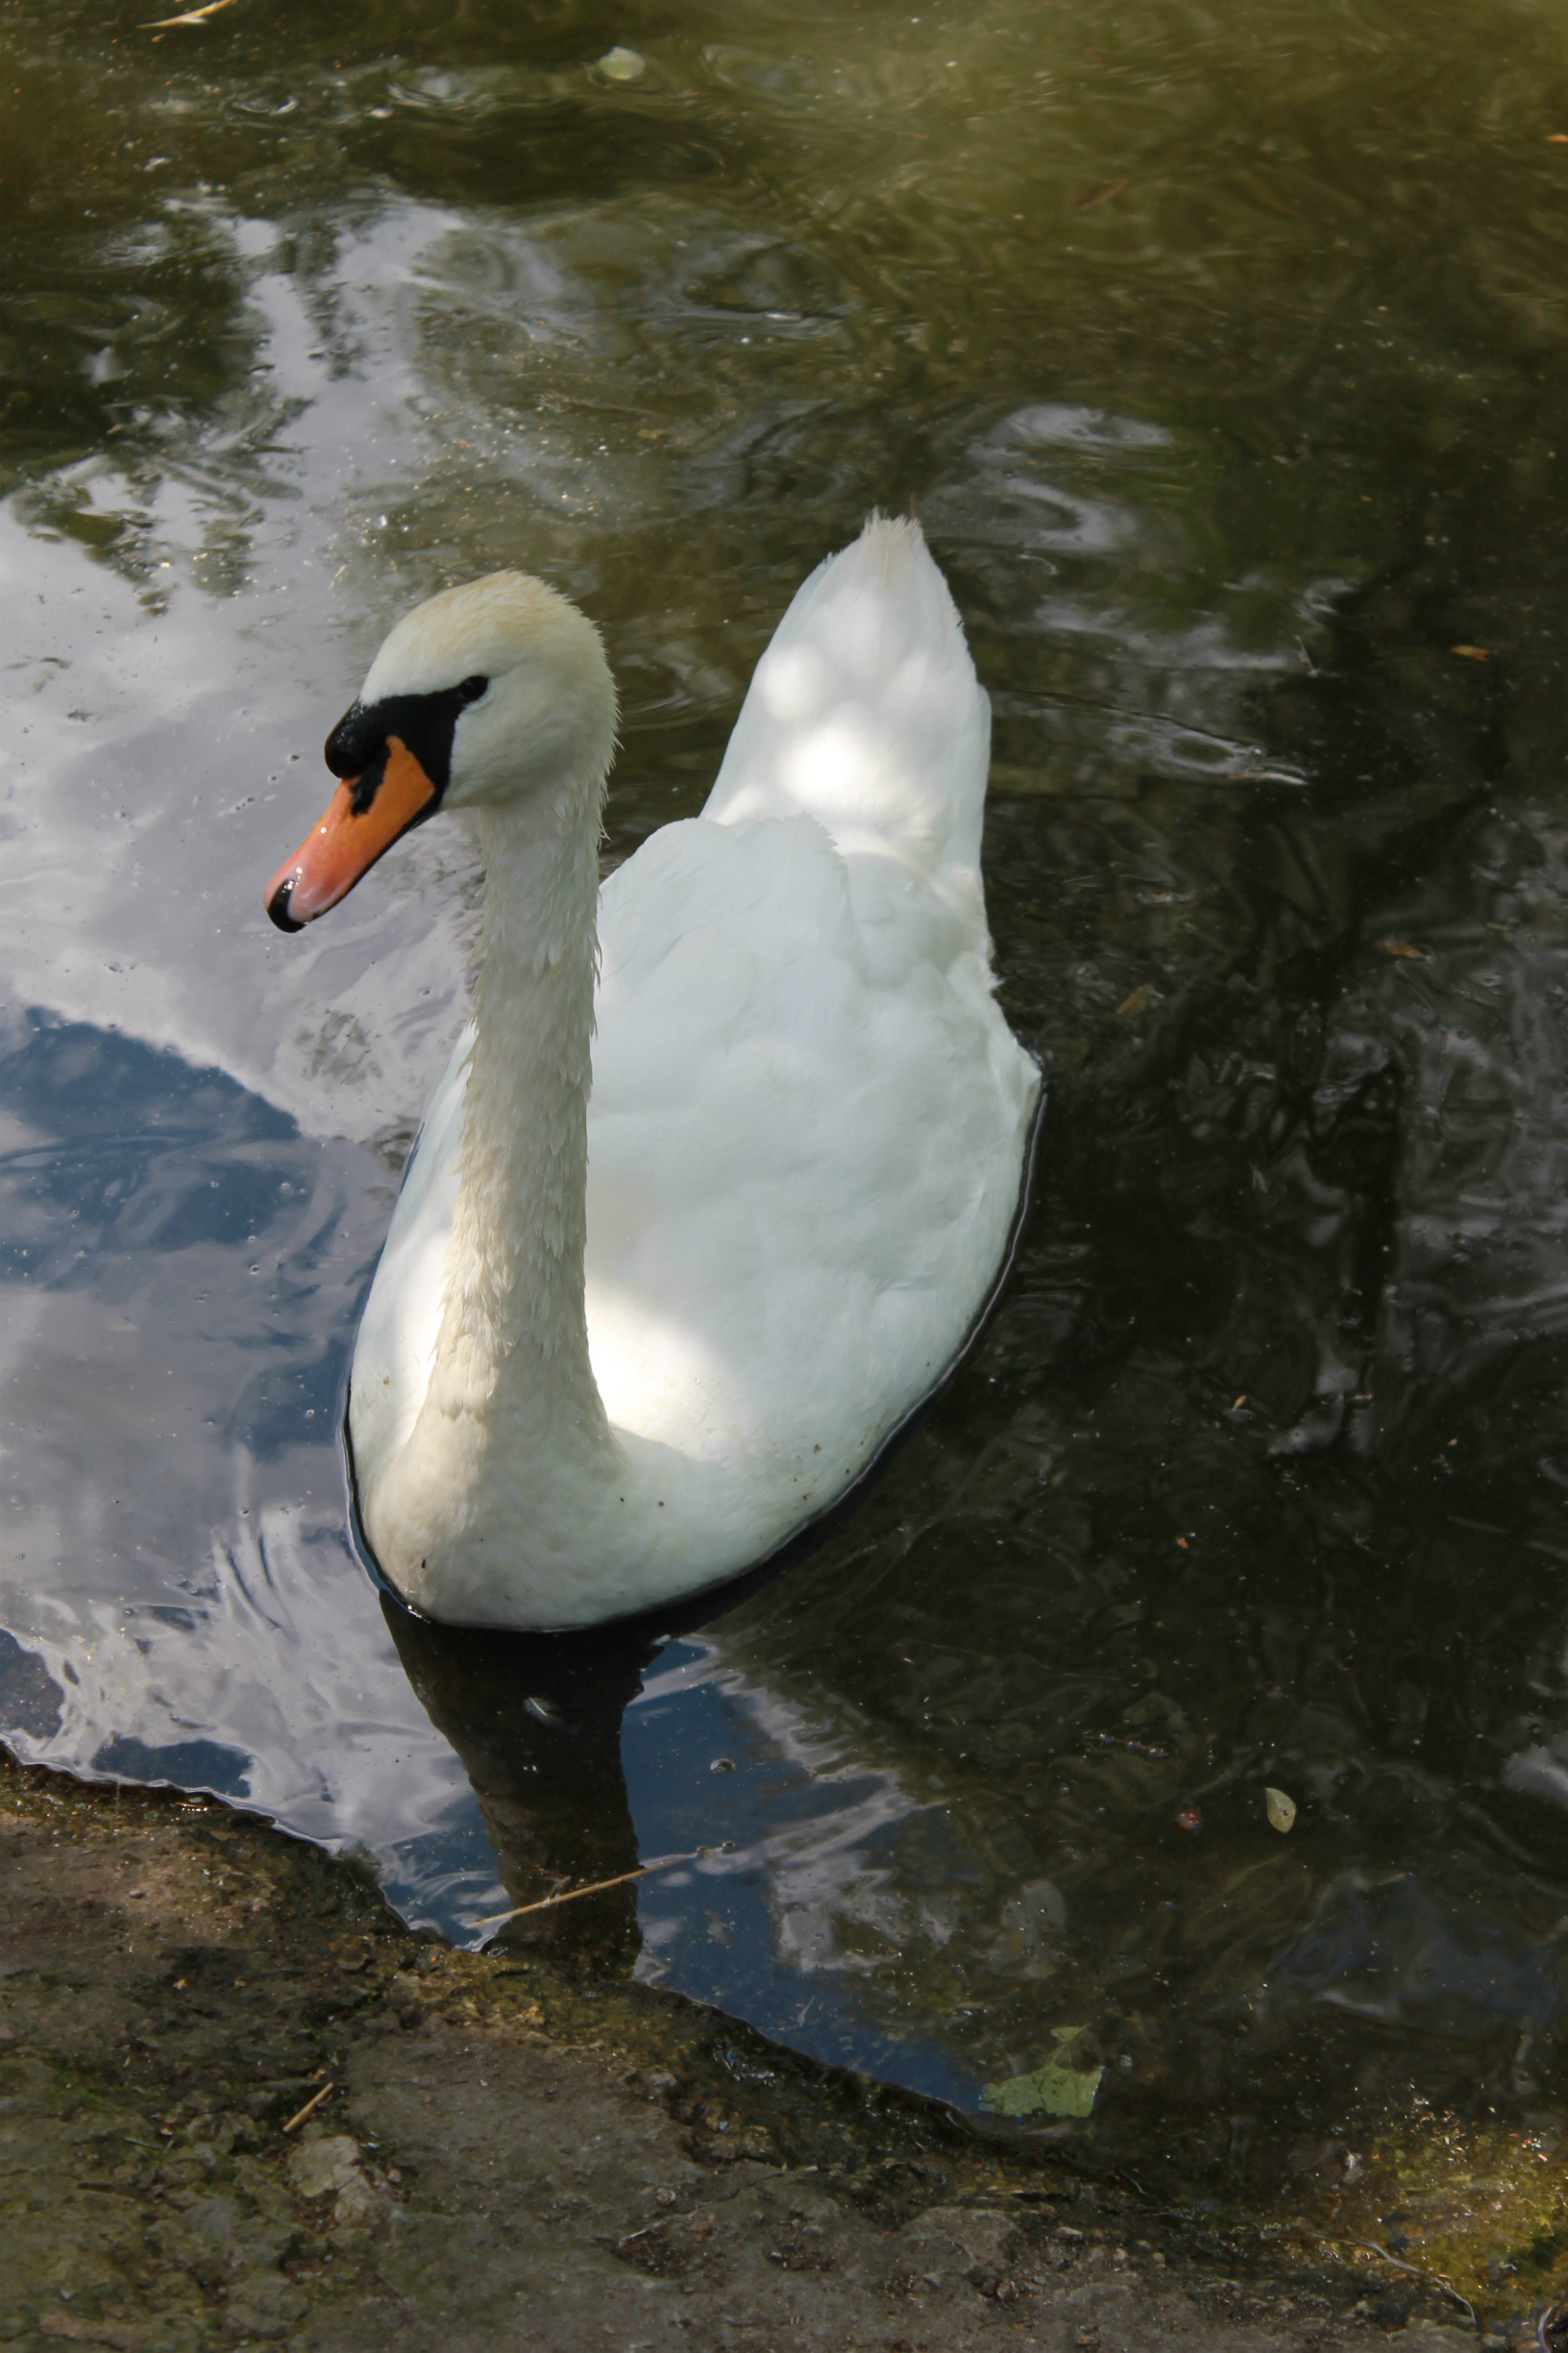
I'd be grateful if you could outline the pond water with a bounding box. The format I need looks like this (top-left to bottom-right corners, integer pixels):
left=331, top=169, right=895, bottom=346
left=7, top=0, right=1568, bottom=2194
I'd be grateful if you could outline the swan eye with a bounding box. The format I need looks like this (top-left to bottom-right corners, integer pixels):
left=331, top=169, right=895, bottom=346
left=458, top=674, right=488, bottom=703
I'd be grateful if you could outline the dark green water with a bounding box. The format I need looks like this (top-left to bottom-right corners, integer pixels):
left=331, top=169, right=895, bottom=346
left=8, top=0, right=1568, bottom=2211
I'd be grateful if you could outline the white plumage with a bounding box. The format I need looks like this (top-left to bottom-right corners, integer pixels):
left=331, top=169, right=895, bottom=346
left=313, top=516, right=1039, bottom=1629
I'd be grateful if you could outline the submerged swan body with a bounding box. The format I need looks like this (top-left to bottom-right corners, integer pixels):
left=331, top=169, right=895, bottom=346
left=264, top=518, right=1040, bottom=1630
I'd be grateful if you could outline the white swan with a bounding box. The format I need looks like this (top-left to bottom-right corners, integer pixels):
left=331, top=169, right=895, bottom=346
left=263, top=516, right=1041, bottom=1630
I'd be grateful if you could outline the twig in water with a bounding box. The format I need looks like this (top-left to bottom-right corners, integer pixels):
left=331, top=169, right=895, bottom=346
left=470, top=1846, right=718, bottom=1930
left=145, top=0, right=237, bottom=24
left=1345, top=2238, right=1477, bottom=2328
left=282, top=2081, right=335, bottom=2135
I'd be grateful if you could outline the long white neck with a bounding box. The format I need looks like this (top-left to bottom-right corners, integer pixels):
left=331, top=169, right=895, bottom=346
left=414, top=770, right=615, bottom=1520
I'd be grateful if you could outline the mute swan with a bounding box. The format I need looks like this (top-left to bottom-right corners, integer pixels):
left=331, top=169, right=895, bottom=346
left=263, top=516, right=1041, bottom=1630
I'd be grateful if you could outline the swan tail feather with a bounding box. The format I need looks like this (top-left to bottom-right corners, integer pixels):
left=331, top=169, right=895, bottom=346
left=702, top=513, right=991, bottom=878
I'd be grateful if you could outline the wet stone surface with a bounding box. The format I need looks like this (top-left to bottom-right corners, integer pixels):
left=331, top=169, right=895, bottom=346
left=0, top=1752, right=1543, bottom=2351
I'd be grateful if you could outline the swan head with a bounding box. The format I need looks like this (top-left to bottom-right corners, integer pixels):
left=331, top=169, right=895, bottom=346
left=263, top=571, right=617, bottom=931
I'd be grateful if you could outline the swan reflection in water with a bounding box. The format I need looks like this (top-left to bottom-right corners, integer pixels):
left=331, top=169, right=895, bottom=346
left=376, top=1571, right=998, bottom=2111
left=381, top=1596, right=658, bottom=1973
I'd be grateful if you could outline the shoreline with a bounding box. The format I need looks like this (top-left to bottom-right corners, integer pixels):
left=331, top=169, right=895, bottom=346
left=0, top=1751, right=1508, bottom=2351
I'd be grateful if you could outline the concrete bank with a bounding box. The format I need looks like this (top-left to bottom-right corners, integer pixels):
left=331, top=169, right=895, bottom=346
left=0, top=1753, right=1495, bottom=2351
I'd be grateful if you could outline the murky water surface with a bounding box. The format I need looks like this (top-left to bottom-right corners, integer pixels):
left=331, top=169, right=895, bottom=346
left=8, top=0, right=1568, bottom=2196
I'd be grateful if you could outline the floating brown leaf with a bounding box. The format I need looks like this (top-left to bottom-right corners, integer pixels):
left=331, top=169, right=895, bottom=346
left=1379, top=937, right=1427, bottom=959
left=1449, top=644, right=1489, bottom=660
left=1115, top=980, right=1157, bottom=1018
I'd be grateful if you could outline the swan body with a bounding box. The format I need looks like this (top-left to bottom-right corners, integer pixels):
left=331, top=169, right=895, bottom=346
left=265, top=517, right=1040, bottom=1630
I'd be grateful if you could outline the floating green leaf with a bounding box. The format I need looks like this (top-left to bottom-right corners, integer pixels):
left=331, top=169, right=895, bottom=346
left=981, top=2026, right=1104, bottom=2119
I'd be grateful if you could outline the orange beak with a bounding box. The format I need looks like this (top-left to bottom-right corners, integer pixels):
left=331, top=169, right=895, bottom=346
left=263, top=737, right=437, bottom=931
